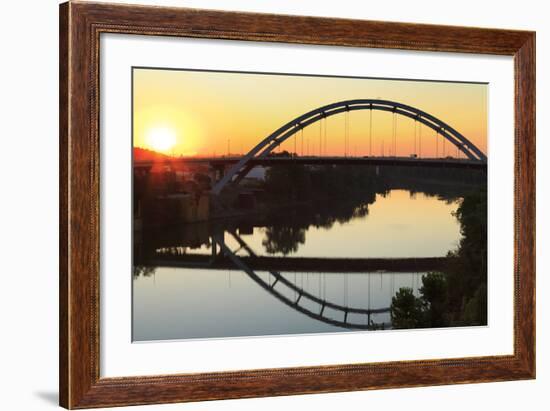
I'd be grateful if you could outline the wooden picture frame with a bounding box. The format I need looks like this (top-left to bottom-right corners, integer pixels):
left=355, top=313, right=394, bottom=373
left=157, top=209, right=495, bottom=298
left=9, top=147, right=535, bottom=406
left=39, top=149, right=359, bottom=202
left=59, top=1, right=535, bottom=408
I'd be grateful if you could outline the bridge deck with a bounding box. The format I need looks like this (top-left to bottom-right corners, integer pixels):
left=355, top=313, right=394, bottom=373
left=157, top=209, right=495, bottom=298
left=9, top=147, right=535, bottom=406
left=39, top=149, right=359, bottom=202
left=148, top=254, right=452, bottom=273
left=134, top=156, right=487, bottom=170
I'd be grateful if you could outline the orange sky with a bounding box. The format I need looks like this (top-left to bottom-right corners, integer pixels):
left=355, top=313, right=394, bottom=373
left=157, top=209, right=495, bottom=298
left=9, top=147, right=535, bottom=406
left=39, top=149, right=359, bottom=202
left=133, top=68, right=487, bottom=158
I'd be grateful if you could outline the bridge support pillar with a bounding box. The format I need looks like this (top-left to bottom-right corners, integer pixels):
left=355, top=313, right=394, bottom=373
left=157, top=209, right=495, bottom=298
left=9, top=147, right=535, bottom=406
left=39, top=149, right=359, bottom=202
left=210, top=165, right=226, bottom=183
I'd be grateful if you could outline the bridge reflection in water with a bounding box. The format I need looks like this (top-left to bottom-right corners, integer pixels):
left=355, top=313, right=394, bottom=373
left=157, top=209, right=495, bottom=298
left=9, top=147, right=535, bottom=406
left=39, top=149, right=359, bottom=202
left=133, top=189, right=463, bottom=340
left=149, top=231, right=441, bottom=330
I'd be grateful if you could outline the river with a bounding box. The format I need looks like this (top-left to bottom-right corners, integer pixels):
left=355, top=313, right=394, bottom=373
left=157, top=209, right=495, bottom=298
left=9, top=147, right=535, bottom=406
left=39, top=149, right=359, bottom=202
left=133, top=189, right=462, bottom=341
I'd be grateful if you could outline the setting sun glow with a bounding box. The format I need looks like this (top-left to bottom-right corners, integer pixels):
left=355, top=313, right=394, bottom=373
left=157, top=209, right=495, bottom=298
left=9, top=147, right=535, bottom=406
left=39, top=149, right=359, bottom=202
left=134, top=68, right=487, bottom=158
left=146, top=127, right=177, bottom=153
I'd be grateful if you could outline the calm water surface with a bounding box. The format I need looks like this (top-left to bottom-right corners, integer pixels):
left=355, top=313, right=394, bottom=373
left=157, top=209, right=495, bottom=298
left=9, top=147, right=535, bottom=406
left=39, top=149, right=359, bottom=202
left=133, top=189, right=462, bottom=341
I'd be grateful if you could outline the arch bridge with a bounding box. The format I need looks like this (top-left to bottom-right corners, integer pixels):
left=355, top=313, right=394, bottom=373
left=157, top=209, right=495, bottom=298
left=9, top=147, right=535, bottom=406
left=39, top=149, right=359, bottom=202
left=212, top=99, right=487, bottom=195
left=211, top=232, right=391, bottom=330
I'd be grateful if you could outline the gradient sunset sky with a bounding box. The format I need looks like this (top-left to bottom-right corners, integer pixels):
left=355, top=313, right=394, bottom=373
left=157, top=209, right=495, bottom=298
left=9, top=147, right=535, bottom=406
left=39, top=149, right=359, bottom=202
left=133, top=68, right=487, bottom=158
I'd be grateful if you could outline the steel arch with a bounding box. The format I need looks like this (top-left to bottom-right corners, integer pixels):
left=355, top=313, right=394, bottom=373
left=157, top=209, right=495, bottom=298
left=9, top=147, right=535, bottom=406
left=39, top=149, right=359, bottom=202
left=212, top=99, right=487, bottom=194
left=212, top=233, right=391, bottom=330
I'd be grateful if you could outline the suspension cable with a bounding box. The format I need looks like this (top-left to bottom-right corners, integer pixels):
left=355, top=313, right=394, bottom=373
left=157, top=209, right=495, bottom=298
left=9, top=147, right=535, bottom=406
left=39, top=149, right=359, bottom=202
left=414, top=119, right=417, bottom=156
left=437, top=132, right=439, bottom=158
left=392, top=112, right=397, bottom=157
left=369, top=107, right=373, bottom=156
left=344, top=274, right=348, bottom=307
left=395, top=112, right=398, bottom=156
left=345, top=110, right=349, bottom=157
left=301, top=127, right=304, bottom=156
left=324, top=116, right=328, bottom=156
left=419, top=121, right=422, bottom=158
left=343, top=111, right=346, bottom=157
left=391, top=113, right=394, bottom=156
left=345, top=111, right=349, bottom=157
left=442, top=128, right=446, bottom=157
left=319, top=117, right=323, bottom=157
left=395, top=114, right=398, bottom=156
left=368, top=273, right=371, bottom=311
left=294, top=125, right=297, bottom=158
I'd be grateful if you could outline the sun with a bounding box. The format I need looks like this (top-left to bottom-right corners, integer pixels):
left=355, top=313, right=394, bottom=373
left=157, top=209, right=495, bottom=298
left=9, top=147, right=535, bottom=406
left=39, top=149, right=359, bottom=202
left=146, top=127, right=177, bottom=153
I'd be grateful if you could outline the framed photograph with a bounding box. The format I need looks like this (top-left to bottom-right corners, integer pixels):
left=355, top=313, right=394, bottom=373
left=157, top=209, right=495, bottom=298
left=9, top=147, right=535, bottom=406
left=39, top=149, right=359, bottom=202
left=59, top=1, right=535, bottom=408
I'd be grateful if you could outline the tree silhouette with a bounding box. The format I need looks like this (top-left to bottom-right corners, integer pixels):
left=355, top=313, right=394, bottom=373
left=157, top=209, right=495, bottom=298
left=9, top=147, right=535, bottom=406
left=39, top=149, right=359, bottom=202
left=389, top=188, right=487, bottom=329
left=419, top=272, right=449, bottom=327
left=262, top=225, right=306, bottom=255
left=390, top=288, right=424, bottom=329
